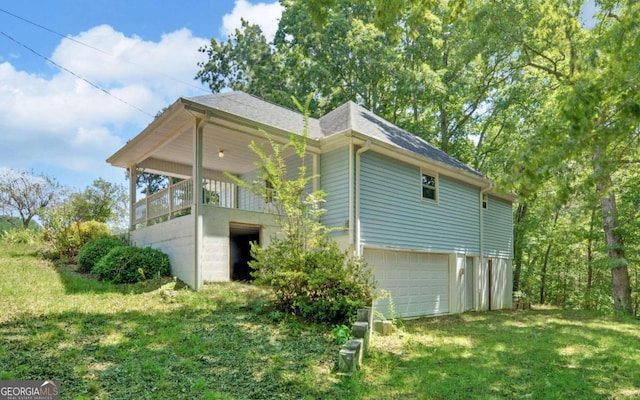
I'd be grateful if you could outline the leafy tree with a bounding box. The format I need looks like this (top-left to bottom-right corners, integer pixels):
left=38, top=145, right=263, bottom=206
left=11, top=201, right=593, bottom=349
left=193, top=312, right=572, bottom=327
left=0, top=169, right=60, bottom=229
left=226, top=96, right=375, bottom=323
left=135, top=172, right=169, bottom=195
left=41, top=178, right=127, bottom=259
left=67, top=178, right=127, bottom=225
left=196, top=20, right=297, bottom=112
left=196, top=0, right=520, bottom=164
left=511, top=0, right=638, bottom=313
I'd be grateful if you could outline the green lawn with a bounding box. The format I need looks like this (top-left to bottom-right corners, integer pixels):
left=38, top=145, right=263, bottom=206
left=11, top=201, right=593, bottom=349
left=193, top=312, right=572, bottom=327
left=1, top=242, right=639, bottom=399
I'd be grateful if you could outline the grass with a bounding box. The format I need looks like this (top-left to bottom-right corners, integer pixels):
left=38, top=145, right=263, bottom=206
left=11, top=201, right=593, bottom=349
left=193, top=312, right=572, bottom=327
left=1, top=241, right=640, bottom=399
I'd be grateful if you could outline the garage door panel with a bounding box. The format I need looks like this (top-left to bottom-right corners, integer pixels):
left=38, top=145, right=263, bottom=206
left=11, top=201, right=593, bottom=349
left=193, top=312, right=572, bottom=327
left=365, top=249, right=449, bottom=318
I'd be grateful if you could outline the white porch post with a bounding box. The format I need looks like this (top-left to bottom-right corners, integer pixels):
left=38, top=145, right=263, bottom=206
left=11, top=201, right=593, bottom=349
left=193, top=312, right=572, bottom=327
left=193, top=118, right=204, bottom=290
left=128, top=165, right=137, bottom=231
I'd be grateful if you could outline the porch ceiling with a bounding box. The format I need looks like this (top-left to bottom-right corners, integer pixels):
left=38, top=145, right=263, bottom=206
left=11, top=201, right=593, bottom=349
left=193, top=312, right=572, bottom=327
left=148, top=121, right=272, bottom=177
left=108, top=98, right=300, bottom=178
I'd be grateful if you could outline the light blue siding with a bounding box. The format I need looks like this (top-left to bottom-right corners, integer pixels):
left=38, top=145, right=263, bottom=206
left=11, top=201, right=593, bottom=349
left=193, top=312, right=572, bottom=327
left=359, top=151, right=480, bottom=254
left=483, top=196, right=513, bottom=258
left=237, top=153, right=313, bottom=211
left=320, top=148, right=350, bottom=230
left=285, top=153, right=314, bottom=199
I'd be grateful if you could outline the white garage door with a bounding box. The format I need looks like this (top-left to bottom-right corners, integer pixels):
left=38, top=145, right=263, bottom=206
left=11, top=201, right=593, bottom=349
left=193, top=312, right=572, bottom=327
left=365, top=248, right=449, bottom=318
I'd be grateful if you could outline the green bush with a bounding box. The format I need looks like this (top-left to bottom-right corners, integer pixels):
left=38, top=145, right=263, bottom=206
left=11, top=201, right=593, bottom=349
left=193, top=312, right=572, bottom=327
left=76, top=237, right=127, bottom=273
left=42, top=220, right=111, bottom=260
left=93, top=246, right=171, bottom=284
left=1, top=228, right=41, bottom=245
left=234, top=101, right=375, bottom=324
left=251, top=237, right=375, bottom=323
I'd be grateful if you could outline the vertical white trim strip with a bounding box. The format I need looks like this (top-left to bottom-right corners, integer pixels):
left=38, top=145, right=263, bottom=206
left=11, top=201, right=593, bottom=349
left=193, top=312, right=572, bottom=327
left=193, top=118, right=205, bottom=290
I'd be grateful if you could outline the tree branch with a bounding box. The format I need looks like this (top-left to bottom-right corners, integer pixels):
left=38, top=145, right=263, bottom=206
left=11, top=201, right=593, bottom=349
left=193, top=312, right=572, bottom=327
left=522, top=42, right=570, bottom=82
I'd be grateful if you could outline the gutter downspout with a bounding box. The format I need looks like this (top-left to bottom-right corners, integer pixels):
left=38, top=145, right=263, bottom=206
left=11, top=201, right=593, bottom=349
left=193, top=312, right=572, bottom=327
left=348, top=142, right=355, bottom=246
left=480, top=182, right=493, bottom=310
left=356, top=140, right=372, bottom=344
left=355, top=140, right=372, bottom=257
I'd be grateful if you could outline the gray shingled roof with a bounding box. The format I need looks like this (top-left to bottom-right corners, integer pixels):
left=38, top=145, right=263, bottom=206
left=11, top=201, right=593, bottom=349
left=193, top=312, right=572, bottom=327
left=319, top=101, right=485, bottom=178
left=187, top=92, right=324, bottom=138
left=187, top=91, right=484, bottom=178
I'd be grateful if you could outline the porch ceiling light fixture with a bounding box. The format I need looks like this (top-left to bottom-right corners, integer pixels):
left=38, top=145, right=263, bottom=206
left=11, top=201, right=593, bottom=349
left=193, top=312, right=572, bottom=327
left=218, top=149, right=225, bottom=158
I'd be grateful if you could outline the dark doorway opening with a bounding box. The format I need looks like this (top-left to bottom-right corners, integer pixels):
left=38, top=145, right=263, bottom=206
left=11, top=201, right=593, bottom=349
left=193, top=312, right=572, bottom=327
left=229, top=224, right=260, bottom=281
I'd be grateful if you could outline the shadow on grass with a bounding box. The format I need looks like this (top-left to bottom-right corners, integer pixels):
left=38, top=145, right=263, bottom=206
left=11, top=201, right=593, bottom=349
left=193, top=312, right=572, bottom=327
left=353, top=309, right=640, bottom=399
left=0, top=303, right=347, bottom=399
left=53, top=262, right=184, bottom=295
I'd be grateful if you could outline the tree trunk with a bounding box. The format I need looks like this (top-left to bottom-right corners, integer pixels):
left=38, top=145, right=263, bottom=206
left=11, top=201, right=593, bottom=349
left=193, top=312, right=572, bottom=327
left=539, top=242, right=551, bottom=304
left=439, top=104, right=449, bottom=154
left=593, top=146, right=633, bottom=313
left=539, top=209, right=560, bottom=304
left=586, top=207, right=596, bottom=290
left=513, top=202, right=528, bottom=292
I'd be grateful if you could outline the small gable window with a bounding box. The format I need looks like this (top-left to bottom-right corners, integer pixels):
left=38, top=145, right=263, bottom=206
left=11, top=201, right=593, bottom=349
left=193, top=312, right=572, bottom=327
left=421, top=171, right=438, bottom=202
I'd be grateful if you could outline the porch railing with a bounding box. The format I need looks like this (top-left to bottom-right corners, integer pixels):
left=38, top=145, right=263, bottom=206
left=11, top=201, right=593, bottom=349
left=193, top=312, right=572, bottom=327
left=132, top=177, right=271, bottom=228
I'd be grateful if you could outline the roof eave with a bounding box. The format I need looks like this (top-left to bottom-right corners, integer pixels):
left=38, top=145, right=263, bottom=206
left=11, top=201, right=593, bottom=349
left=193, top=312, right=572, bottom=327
left=345, top=130, right=491, bottom=188
left=106, top=97, right=200, bottom=168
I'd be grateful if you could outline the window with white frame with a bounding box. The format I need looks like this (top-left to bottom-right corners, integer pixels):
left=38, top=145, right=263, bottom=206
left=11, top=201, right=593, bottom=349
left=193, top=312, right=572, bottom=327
left=482, top=193, right=488, bottom=209
left=421, top=171, right=437, bottom=202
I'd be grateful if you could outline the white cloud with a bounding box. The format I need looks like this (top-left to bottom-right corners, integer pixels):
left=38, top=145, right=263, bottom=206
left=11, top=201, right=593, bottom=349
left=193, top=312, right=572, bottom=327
left=0, top=26, right=210, bottom=189
left=220, top=0, right=284, bottom=40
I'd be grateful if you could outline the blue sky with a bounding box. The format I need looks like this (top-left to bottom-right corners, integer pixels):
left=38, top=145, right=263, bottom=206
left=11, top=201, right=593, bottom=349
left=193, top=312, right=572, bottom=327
left=0, top=0, right=283, bottom=190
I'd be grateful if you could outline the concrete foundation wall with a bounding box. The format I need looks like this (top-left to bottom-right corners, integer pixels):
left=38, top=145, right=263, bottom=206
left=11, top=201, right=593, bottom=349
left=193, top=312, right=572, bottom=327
left=130, top=216, right=196, bottom=288
left=201, top=206, right=280, bottom=283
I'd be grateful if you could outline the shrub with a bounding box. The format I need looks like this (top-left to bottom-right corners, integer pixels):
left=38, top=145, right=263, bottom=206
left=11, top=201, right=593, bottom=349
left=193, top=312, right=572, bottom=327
left=234, top=98, right=375, bottom=323
left=331, top=324, right=351, bottom=345
left=76, top=237, right=127, bottom=273
left=1, top=228, right=41, bottom=245
left=93, top=246, right=171, bottom=284
left=251, top=237, right=375, bottom=323
left=42, top=220, right=111, bottom=261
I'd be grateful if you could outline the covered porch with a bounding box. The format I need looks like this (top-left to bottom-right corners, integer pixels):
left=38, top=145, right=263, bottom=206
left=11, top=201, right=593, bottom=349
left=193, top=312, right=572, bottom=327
left=107, top=93, right=321, bottom=289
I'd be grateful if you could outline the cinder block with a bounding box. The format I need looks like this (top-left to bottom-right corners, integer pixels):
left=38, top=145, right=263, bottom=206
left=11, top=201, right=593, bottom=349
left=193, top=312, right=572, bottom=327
left=343, top=339, right=364, bottom=367
left=357, top=307, right=371, bottom=323
left=351, top=322, right=369, bottom=349
left=351, top=321, right=368, bottom=338
left=338, top=348, right=356, bottom=374
left=373, top=320, right=393, bottom=336
left=382, top=320, right=393, bottom=336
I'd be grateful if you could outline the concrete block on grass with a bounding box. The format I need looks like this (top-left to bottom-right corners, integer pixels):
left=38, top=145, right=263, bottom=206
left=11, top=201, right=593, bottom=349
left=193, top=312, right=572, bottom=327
left=338, top=348, right=357, bottom=374
left=373, top=320, right=383, bottom=334
left=343, top=339, right=364, bottom=367
left=382, top=320, right=393, bottom=335
left=357, top=307, right=372, bottom=323
left=373, top=320, right=393, bottom=336
left=351, top=321, right=368, bottom=338
left=351, top=321, right=369, bottom=349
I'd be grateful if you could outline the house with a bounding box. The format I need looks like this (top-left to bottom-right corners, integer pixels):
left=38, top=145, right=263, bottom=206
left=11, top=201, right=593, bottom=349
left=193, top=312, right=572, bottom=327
left=107, top=91, right=514, bottom=318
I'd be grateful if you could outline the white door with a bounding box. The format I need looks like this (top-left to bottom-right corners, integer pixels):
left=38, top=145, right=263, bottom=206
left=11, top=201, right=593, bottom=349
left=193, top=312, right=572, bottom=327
left=365, top=249, right=449, bottom=318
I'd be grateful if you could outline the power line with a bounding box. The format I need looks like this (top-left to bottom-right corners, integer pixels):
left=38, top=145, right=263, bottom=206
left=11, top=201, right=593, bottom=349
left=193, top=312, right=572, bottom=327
left=0, top=31, right=155, bottom=118
left=0, top=7, right=210, bottom=94
left=0, top=8, right=109, bottom=55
